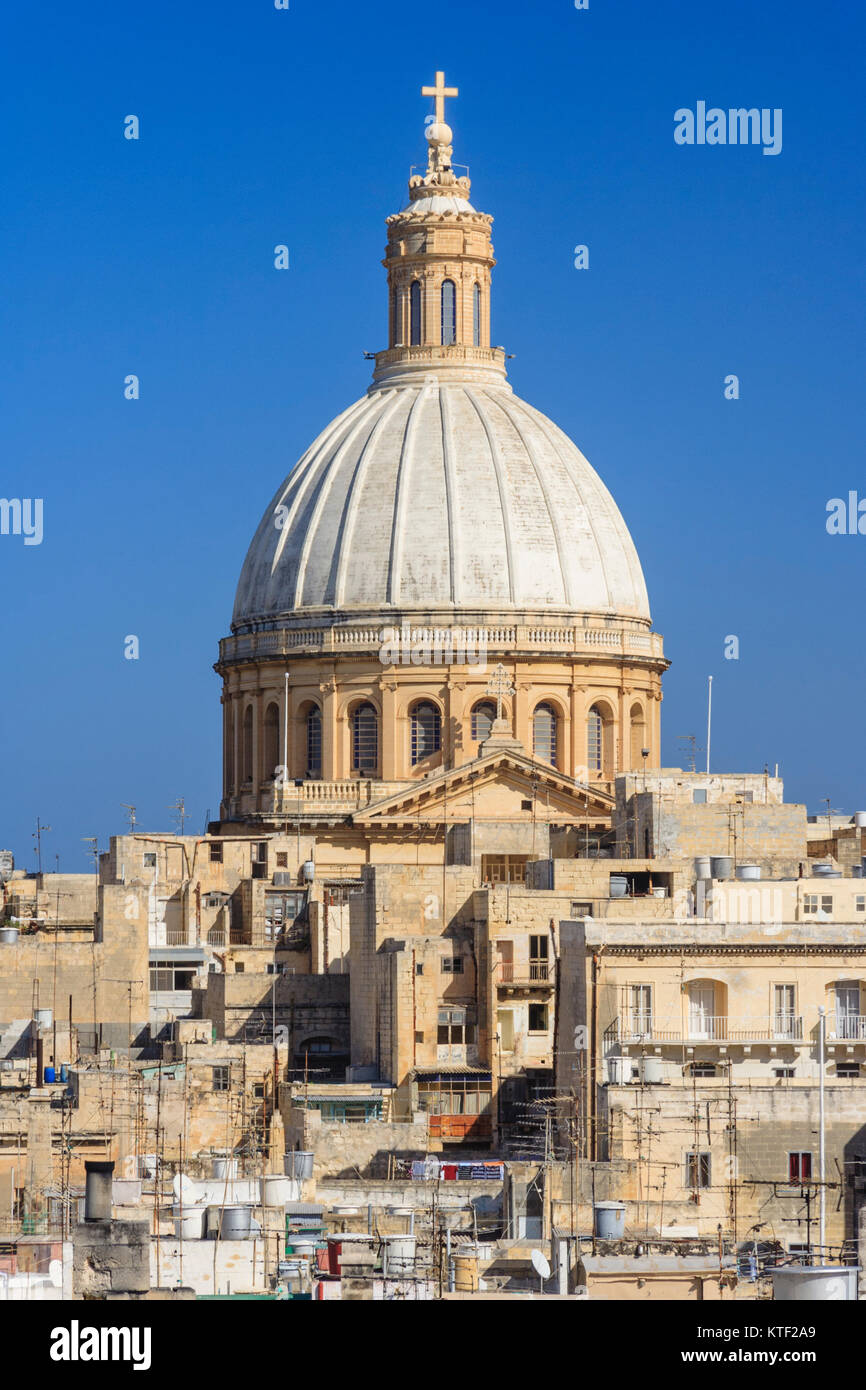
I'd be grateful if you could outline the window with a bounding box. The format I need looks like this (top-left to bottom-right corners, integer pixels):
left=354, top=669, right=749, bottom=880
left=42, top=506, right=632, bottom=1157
left=410, top=280, right=421, bottom=345
left=235, top=962, right=244, bottom=974
left=149, top=961, right=197, bottom=992
left=571, top=901, right=593, bottom=918
left=857, top=896, right=866, bottom=913
left=305, top=707, right=322, bottom=778
left=213, top=1065, right=230, bottom=1092
left=788, top=1151, right=812, bottom=1183
left=737, top=790, right=754, bottom=803
left=835, top=982, right=863, bottom=1039
left=415, top=1030, right=424, bottom=1043
left=528, top=1003, right=548, bottom=1033
left=773, top=1066, right=795, bottom=1078
left=276, top=852, right=287, bottom=868
left=410, top=702, right=441, bottom=764
left=689, top=1063, right=717, bottom=1078
left=529, top=935, right=549, bottom=981
left=773, top=984, right=797, bottom=1037
left=209, top=842, right=223, bottom=863
left=521, top=799, right=532, bottom=811
left=264, top=701, right=280, bottom=780
left=351, top=702, right=378, bottom=773
left=481, top=854, right=526, bottom=884
left=837, top=1062, right=860, bottom=1078
left=693, top=789, right=707, bottom=804
left=470, top=700, right=496, bottom=745
left=415, top=963, right=424, bottom=976
left=143, top=853, right=157, bottom=869
left=587, top=705, right=603, bottom=772
left=685, top=1151, right=711, bottom=1189
left=628, top=984, right=652, bottom=1035
left=472, top=282, right=481, bottom=346
left=532, top=703, right=557, bottom=766
left=441, top=279, right=456, bottom=345
left=242, top=705, right=253, bottom=782
left=437, top=1007, right=475, bottom=1046
left=253, top=1083, right=266, bottom=1100
left=803, top=894, right=833, bottom=915
left=441, top=956, right=464, bottom=974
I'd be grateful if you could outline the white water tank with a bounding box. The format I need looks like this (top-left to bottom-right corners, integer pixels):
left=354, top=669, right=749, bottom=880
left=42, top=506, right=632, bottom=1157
left=640, top=1056, right=664, bottom=1085
left=772, top=1266, right=859, bottom=1301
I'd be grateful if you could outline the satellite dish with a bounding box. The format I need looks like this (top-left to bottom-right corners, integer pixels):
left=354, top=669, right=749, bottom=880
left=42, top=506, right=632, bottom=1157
left=531, top=1249, right=551, bottom=1281
left=172, top=1173, right=197, bottom=1204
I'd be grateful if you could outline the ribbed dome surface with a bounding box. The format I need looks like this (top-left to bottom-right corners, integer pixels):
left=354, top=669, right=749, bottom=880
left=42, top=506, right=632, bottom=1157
left=232, top=381, right=650, bottom=630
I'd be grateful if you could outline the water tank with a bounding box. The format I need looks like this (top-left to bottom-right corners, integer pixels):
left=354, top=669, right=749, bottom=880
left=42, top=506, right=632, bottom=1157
left=0, top=852, right=14, bottom=882
left=214, top=1205, right=253, bottom=1240
left=302, top=859, right=315, bottom=883
left=43, top=1066, right=56, bottom=1084
left=853, top=866, right=863, bottom=879
left=284, top=1150, right=314, bottom=1179
left=34, top=1008, right=52, bottom=1031
left=711, top=856, right=733, bottom=880
left=59, top=1064, right=69, bottom=1083
left=812, top=863, right=835, bottom=877
left=260, top=1174, right=295, bottom=1207
left=172, top=1205, right=205, bottom=1239
left=593, top=1201, right=626, bottom=1240
left=854, top=813, right=866, bottom=828
left=736, top=864, right=761, bottom=881
left=640, top=1057, right=664, bottom=1085
left=0, top=927, right=19, bottom=945
left=609, top=875, right=628, bottom=899
left=771, top=1266, right=859, bottom=1301
left=694, top=856, right=712, bottom=880
left=606, top=1056, right=632, bottom=1085
left=650, top=885, right=667, bottom=898
left=383, top=1234, right=416, bottom=1276
left=454, top=1252, right=480, bottom=1292
left=212, top=1156, right=238, bottom=1181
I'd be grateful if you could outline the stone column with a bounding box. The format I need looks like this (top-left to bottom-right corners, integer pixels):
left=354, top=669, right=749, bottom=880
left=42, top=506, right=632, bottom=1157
left=320, top=679, right=338, bottom=781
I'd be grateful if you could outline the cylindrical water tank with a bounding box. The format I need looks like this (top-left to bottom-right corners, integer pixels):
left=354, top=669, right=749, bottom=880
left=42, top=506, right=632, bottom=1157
left=287, top=1237, right=318, bottom=1258
left=59, top=1064, right=69, bottom=1083
left=284, top=1151, right=314, bottom=1179
left=212, top=1156, right=238, bottom=1180
left=711, top=856, right=733, bottom=880
left=853, top=866, right=863, bottom=879
left=640, top=1057, right=664, bottom=1085
left=302, top=859, right=315, bottom=882
left=383, top=1234, right=416, bottom=1276
left=854, top=812, right=866, bottom=828
left=607, top=1056, right=632, bottom=1085
left=260, top=1175, right=295, bottom=1207
left=812, top=863, right=835, bottom=877
left=609, top=875, right=628, bottom=899
left=217, top=1205, right=252, bottom=1239
left=772, top=1266, right=859, bottom=1301
left=0, top=927, right=19, bottom=945
left=694, top=856, right=712, bottom=880
left=454, top=1252, right=479, bottom=1291
left=593, top=1201, right=626, bottom=1240
left=34, top=1008, right=53, bottom=1031
left=43, top=1066, right=56, bottom=1084
left=173, top=1205, right=205, bottom=1239
left=651, top=885, right=667, bottom=898
left=736, top=864, right=761, bottom=881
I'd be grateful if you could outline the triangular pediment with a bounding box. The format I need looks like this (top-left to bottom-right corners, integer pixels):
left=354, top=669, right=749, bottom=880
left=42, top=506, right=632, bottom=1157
left=352, top=749, right=614, bottom=827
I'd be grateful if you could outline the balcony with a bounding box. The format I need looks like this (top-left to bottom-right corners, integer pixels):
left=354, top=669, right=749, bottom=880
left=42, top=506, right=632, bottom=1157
left=828, top=1014, right=866, bottom=1042
left=496, top=961, right=553, bottom=992
left=605, top=1015, right=805, bottom=1046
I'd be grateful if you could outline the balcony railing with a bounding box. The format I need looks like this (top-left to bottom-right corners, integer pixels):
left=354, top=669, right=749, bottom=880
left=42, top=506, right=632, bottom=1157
left=828, top=1014, right=866, bottom=1041
left=605, top=1015, right=805, bottom=1044
left=496, top=961, right=552, bottom=986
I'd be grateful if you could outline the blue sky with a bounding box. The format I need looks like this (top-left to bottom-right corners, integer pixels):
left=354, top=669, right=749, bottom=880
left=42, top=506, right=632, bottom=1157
left=1, top=0, right=863, bottom=869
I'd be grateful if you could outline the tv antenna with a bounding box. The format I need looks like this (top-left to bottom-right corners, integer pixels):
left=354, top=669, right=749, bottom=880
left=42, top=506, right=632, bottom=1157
left=121, top=803, right=137, bottom=833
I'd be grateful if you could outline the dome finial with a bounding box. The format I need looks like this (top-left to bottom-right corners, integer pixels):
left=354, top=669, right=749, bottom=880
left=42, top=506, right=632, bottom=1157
left=421, top=69, right=458, bottom=127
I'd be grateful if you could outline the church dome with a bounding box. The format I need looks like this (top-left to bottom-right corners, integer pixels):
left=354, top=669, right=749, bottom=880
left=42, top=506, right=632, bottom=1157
left=232, top=378, right=651, bottom=631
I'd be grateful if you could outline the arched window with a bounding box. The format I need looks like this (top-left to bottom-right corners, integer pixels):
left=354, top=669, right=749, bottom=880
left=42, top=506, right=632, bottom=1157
left=411, top=701, right=441, bottom=764
left=264, top=702, right=280, bottom=781
left=410, top=280, right=422, bottom=346
left=587, top=705, right=604, bottom=772
left=305, top=707, right=322, bottom=778
left=532, top=703, right=557, bottom=766
left=351, top=702, right=378, bottom=773
left=629, top=702, right=646, bottom=771
left=242, top=705, right=253, bottom=783
left=471, top=700, right=496, bottom=745
left=441, top=279, right=456, bottom=345
left=473, top=282, right=481, bottom=347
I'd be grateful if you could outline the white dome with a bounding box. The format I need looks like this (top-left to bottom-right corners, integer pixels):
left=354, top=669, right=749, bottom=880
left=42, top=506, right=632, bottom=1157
left=232, top=379, right=651, bottom=631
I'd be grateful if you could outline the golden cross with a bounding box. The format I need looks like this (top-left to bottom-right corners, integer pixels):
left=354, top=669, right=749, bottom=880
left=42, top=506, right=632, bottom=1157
left=422, top=70, right=458, bottom=125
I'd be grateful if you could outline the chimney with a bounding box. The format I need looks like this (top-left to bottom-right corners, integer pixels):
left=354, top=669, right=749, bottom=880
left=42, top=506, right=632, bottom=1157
left=84, top=1160, right=114, bottom=1221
